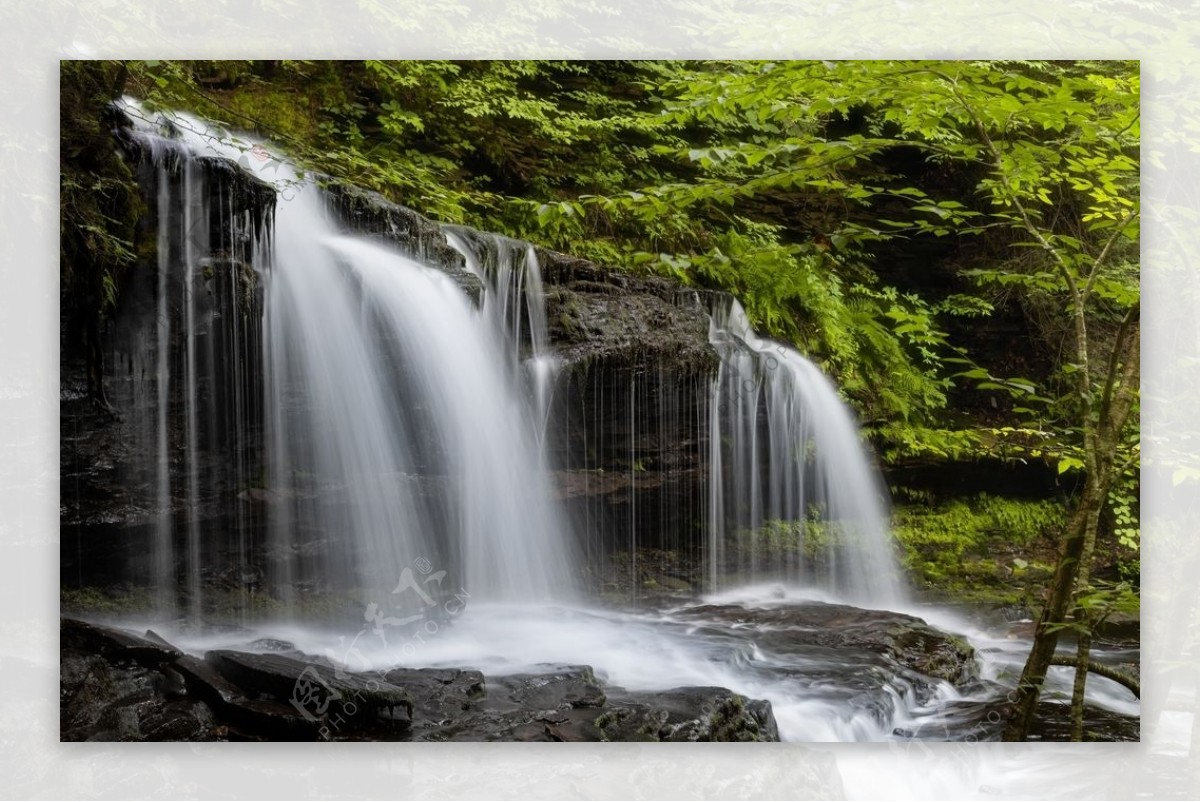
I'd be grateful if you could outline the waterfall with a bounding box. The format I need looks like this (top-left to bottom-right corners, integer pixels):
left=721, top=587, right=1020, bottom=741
left=118, top=123, right=269, bottom=624
left=706, top=298, right=905, bottom=606
left=63, top=99, right=1140, bottom=746
left=118, top=100, right=575, bottom=623
left=152, top=163, right=173, bottom=617
left=442, top=227, right=561, bottom=455
left=115, top=97, right=901, bottom=619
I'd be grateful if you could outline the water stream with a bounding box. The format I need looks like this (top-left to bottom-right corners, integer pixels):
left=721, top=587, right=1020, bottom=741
left=98, top=99, right=1138, bottom=743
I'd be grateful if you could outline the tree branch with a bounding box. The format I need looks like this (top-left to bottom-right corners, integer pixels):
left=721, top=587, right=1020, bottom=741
left=1098, top=301, right=1140, bottom=432
left=1049, top=655, right=1140, bottom=698
left=1080, top=207, right=1139, bottom=306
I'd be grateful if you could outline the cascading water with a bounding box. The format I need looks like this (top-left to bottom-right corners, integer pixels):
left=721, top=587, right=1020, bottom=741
left=88, top=99, right=1136, bottom=743
left=707, top=297, right=905, bottom=607
left=119, top=100, right=575, bottom=623
left=267, top=228, right=576, bottom=610
left=108, top=120, right=270, bottom=624
left=442, top=227, right=560, bottom=454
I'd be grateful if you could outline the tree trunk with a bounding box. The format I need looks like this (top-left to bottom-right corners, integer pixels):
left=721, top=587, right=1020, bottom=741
left=1004, top=315, right=1139, bottom=741
left=1002, top=490, right=1094, bottom=740
left=1048, top=654, right=1139, bottom=697
left=1070, top=624, right=1094, bottom=740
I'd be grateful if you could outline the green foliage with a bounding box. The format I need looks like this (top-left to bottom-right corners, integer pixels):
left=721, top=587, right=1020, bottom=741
left=1108, top=458, right=1140, bottom=551
left=1045, top=579, right=1139, bottom=636
left=728, top=514, right=880, bottom=583
left=893, top=494, right=1067, bottom=600
left=61, top=585, right=155, bottom=616
left=61, top=60, right=144, bottom=404
left=72, top=60, right=1139, bottom=584
left=896, top=494, right=1065, bottom=552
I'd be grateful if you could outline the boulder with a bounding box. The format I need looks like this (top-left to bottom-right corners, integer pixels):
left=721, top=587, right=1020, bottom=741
left=675, top=601, right=979, bottom=687
left=60, top=618, right=181, bottom=665
left=490, top=664, right=607, bottom=710
left=59, top=628, right=218, bottom=742
left=380, top=662, right=779, bottom=743
left=594, top=686, right=779, bottom=742
left=174, top=654, right=323, bottom=740
left=204, top=650, right=414, bottom=728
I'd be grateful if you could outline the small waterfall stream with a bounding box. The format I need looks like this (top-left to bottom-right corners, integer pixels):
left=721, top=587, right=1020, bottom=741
left=86, top=99, right=1137, bottom=742
left=123, top=132, right=270, bottom=624
left=442, top=227, right=561, bottom=456
left=707, top=297, right=904, bottom=606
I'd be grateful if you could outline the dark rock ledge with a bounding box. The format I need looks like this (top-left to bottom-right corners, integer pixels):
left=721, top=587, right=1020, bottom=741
left=673, top=600, right=981, bottom=686
left=60, top=618, right=778, bottom=742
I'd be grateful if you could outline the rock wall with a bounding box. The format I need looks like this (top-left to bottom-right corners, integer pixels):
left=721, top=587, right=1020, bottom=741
left=61, top=145, right=275, bottom=595
left=60, top=127, right=729, bottom=599
left=537, top=251, right=718, bottom=585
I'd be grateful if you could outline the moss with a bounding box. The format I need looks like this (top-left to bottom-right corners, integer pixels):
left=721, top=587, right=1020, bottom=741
left=725, top=515, right=866, bottom=577
left=209, top=84, right=325, bottom=145
left=61, top=586, right=156, bottom=616
left=635, top=710, right=669, bottom=740
left=593, top=709, right=623, bottom=741
left=891, top=493, right=1066, bottom=604
left=709, top=694, right=765, bottom=742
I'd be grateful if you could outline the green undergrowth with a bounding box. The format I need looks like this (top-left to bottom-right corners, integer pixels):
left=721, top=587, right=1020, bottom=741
left=892, top=493, right=1067, bottom=606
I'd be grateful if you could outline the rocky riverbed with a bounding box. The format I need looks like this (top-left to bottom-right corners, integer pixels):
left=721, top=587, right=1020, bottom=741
left=59, top=593, right=1007, bottom=743
left=61, top=617, right=781, bottom=742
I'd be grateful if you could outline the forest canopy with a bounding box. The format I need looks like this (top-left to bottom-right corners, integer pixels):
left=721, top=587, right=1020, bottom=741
left=68, top=59, right=1137, bottom=469
left=60, top=58, right=1140, bottom=743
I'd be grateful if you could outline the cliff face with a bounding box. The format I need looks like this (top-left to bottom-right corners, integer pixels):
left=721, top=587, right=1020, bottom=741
left=537, top=249, right=718, bottom=573
left=60, top=130, right=726, bottom=596
left=61, top=148, right=275, bottom=592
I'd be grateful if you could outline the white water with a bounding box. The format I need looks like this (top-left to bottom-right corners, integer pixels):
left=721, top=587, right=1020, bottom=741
left=124, top=111, right=269, bottom=623
left=442, top=227, right=561, bottom=455
left=142, top=583, right=1138, bottom=743
left=108, top=99, right=1136, bottom=744
left=120, top=100, right=575, bottom=619
left=708, top=298, right=905, bottom=606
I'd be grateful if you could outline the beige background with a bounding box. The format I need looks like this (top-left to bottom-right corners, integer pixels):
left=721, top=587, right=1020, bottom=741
left=3, top=3, right=1194, bottom=797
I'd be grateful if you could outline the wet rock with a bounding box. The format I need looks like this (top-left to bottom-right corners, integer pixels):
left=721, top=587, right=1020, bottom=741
left=60, top=618, right=420, bottom=741
left=61, top=618, right=181, bottom=664
left=142, top=629, right=182, bottom=654
left=157, top=665, right=188, bottom=697
left=677, top=601, right=979, bottom=687
left=382, top=667, right=486, bottom=726
left=381, top=662, right=778, bottom=742
left=60, top=631, right=218, bottom=742
left=61, top=654, right=153, bottom=737
left=324, top=182, right=481, bottom=302
left=381, top=664, right=603, bottom=741
left=887, top=624, right=976, bottom=685
left=205, top=650, right=413, bottom=722
left=1029, top=700, right=1140, bottom=742
left=136, top=699, right=217, bottom=740
left=249, top=637, right=295, bottom=652
left=593, top=686, right=779, bottom=742
left=62, top=615, right=782, bottom=742
left=490, top=664, right=607, bottom=710
left=537, top=251, right=717, bottom=374
left=174, top=654, right=323, bottom=739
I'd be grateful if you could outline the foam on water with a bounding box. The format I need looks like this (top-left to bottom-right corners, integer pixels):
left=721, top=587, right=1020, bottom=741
left=107, top=98, right=1137, bottom=744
